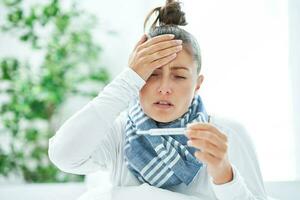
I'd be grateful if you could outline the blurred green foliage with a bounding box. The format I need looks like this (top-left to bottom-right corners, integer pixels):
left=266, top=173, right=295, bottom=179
left=0, top=0, right=111, bottom=182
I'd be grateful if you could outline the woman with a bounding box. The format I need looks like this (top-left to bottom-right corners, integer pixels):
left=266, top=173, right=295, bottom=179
left=48, top=0, right=268, bottom=199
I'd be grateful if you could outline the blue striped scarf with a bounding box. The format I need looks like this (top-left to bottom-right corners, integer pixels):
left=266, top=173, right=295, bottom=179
left=124, top=95, right=209, bottom=188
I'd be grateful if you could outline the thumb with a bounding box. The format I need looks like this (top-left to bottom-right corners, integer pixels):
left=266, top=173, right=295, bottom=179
left=134, top=34, right=148, bottom=50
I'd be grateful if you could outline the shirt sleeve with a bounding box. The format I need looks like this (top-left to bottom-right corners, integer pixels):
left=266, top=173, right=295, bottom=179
left=210, top=118, right=268, bottom=200
left=48, top=67, right=145, bottom=175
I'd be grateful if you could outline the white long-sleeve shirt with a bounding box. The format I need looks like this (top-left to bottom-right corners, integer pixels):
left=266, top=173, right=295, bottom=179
left=48, top=67, right=269, bottom=200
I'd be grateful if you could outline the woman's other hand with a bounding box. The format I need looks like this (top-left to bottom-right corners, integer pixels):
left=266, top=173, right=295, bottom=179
left=186, top=122, right=233, bottom=185
left=128, top=34, right=182, bottom=81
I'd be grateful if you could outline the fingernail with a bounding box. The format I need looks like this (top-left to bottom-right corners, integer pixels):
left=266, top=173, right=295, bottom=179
left=187, top=140, right=192, bottom=146
left=184, top=129, right=189, bottom=136
left=184, top=133, right=188, bottom=138
left=168, top=34, right=175, bottom=38
left=176, top=40, right=182, bottom=44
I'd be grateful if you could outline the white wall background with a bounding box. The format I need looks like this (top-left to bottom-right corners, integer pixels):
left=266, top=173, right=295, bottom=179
left=1, top=0, right=299, bottom=182
left=288, top=0, right=300, bottom=181
left=183, top=0, right=295, bottom=182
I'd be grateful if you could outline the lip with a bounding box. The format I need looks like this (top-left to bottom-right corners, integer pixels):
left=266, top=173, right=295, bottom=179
left=154, top=100, right=174, bottom=106
left=154, top=104, right=174, bottom=109
left=153, top=101, right=174, bottom=109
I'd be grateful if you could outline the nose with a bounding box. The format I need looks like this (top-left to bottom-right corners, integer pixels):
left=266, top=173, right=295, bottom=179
left=157, top=78, right=172, bottom=95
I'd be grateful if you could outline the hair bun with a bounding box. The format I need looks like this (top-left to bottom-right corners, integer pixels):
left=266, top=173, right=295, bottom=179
left=159, top=0, right=187, bottom=26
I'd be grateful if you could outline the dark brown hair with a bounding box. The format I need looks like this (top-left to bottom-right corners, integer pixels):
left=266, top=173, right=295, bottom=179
left=144, top=0, right=202, bottom=74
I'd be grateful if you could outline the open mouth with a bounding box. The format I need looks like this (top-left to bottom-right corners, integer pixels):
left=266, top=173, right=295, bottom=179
left=154, top=100, right=174, bottom=109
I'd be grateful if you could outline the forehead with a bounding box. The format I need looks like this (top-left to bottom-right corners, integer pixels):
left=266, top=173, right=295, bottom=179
left=156, top=48, right=196, bottom=72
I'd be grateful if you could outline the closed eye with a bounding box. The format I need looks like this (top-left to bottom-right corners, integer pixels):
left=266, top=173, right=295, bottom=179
left=150, top=74, right=186, bottom=79
left=175, top=76, right=186, bottom=79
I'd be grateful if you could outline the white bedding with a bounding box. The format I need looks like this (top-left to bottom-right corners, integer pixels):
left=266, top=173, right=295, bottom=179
left=77, top=183, right=280, bottom=200
left=79, top=183, right=203, bottom=200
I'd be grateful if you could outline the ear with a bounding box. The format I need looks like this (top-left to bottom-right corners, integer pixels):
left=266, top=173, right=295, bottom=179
left=194, top=75, right=204, bottom=94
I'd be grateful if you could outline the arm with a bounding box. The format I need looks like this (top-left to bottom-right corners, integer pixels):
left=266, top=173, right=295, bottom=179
left=48, top=67, right=145, bottom=174
left=48, top=34, right=182, bottom=175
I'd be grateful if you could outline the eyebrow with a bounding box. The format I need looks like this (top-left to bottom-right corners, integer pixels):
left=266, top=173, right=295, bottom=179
left=156, top=66, right=190, bottom=71
left=170, top=66, right=190, bottom=71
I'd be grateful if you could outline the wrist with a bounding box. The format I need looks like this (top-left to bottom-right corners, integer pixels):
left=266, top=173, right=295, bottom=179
left=130, top=67, right=149, bottom=81
left=212, top=164, right=233, bottom=185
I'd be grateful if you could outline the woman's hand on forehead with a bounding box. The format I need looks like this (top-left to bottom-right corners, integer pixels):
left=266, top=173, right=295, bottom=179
left=140, top=34, right=178, bottom=48
left=128, top=34, right=183, bottom=81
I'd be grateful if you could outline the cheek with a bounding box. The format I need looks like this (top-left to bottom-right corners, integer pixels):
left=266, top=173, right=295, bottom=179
left=175, top=81, right=197, bottom=105
left=139, top=83, right=152, bottom=97
left=175, top=80, right=194, bottom=93
left=139, top=83, right=155, bottom=106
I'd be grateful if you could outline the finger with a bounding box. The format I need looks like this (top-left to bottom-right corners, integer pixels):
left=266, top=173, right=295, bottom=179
left=186, top=130, right=227, bottom=151
left=139, top=34, right=175, bottom=49
left=145, top=39, right=182, bottom=55
left=188, top=139, right=225, bottom=159
left=149, top=53, right=177, bottom=69
left=194, top=151, right=220, bottom=166
left=187, top=123, right=228, bottom=142
left=133, top=34, right=148, bottom=50
left=146, top=45, right=182, bottom=63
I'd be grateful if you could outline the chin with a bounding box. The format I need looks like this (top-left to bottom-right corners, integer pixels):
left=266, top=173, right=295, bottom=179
left=150, top=113, right=178, bottom=123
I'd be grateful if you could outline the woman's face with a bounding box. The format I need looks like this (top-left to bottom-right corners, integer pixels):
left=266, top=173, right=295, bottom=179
left=139, top=47, right=204, bottom=123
